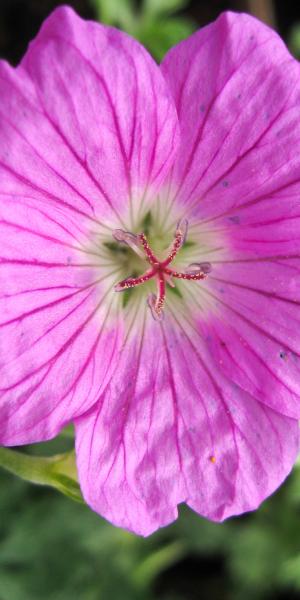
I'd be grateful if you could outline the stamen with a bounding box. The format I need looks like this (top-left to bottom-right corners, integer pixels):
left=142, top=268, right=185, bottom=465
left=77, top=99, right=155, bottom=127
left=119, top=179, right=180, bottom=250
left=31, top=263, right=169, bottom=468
left=147, top=293, right=164, bottom=321
left=113, top=219, right=211, bottom=319
left=176, top=219, right=189, bottom=245
left=185, top=262, right=212, bottom=275
left=113, top=229, right=145, bottom=259
left=162, top=219, right=189, bottom=267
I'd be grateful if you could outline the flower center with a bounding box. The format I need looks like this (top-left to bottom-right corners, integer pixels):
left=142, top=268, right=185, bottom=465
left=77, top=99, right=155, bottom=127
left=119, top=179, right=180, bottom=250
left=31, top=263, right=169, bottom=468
left=113, top=219, right=211, bottom=320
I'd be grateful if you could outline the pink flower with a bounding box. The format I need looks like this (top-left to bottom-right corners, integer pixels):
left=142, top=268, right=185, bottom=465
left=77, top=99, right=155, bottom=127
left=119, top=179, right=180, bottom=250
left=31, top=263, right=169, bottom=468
left=0, top=5, right=299, bottom=536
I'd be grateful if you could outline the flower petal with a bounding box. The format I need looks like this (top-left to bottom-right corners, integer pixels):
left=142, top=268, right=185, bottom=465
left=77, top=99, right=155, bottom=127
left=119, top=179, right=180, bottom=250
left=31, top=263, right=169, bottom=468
left=161, top=11, right=300, bottom=418
left=16, top=5, right=179, bottom=225
left=160, top=11, right=300, bottom=222
left=200, top=254, right=300, bottom=418
left=0, top=6, right=179, bottom=444
left=75, top=314, right=298, bottom=535
left=0, top=195, right=123, bottom=445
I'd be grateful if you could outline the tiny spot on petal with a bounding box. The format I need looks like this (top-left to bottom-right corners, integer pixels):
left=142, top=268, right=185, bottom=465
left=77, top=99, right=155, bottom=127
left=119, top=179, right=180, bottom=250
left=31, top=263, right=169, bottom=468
left=279, top=350, right=287, bottom=360
left=209, top=455, right=216, bottom=464
left=228, top=215, right=240, bottom=225
left=222, top=180, right=229, bottom=188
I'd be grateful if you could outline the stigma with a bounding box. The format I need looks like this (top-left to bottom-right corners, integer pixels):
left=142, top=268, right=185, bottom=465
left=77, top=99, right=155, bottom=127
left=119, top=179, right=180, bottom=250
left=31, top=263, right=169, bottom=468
left=113, top=220, right=211, bottom=321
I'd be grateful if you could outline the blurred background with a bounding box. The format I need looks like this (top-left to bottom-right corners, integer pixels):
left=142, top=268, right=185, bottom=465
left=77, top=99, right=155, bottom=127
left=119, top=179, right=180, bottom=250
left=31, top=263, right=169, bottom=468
left=1, top=0, right=300, bottom=63
left=1, top=1, right=300, bottom=599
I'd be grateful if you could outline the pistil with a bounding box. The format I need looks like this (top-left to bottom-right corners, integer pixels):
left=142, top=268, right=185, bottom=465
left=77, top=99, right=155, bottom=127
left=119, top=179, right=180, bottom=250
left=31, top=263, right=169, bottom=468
left=113, top=220, right=210, bottom=320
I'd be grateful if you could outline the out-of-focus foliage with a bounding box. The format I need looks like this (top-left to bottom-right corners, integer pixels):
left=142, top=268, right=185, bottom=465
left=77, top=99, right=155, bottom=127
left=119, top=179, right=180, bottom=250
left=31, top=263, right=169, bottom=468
left=289, top=23, right=300, bottom=59
left=2, top=447, right=300, bottom=600
left=91, top=0, right=196, bottom=61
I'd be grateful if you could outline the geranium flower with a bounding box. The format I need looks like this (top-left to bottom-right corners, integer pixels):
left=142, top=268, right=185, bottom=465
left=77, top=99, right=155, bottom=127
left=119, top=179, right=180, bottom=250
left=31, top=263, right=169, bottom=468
left=0, top=6, right=300, bottom=536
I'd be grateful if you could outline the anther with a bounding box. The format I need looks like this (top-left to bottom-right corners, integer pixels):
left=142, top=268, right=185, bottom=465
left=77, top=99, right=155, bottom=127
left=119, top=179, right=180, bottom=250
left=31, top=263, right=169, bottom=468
left=162, top=218, right=189, bottom=267
left=112, top=229, right=145, bottom=259
left=147, top=293, right=164, bottom=321
left=185, top=262, right=212, bottom=275
left=176, top=218, right=188, bottom=244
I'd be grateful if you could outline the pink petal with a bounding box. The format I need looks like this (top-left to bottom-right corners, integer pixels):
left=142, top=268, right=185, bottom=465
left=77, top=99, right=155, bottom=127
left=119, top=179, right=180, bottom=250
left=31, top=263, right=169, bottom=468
left=0, top=194, right=123, bottom=444
left=160, top=11, right=300, bottom=222
left=161, top=11, right=300, bottom=418
left=75, top=315, right=298, bottom=536
left=201, top=255, right=300, bottom=418
left=18, top=5, right=179, bottom=223
left=0, top=6, right=179, bottom=444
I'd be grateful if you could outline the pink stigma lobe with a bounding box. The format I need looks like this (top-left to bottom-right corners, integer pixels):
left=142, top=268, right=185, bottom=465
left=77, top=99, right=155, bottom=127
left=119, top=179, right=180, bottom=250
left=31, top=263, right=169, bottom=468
left=113, top=220, right=210, bottom=320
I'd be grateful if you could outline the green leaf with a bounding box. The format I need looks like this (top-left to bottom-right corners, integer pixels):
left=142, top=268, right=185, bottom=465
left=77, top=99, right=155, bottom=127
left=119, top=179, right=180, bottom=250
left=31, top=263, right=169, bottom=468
left=138, top=18, right=196, bottom=61
left=91, top=0, right=136, bottom=32
left=144, top=0, right=190, bottom=18
left=0, top=447, right=83, bottom=503
left=91, top=0, right=196, bottom=61
left=289, top=23, right=300, bottom=59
